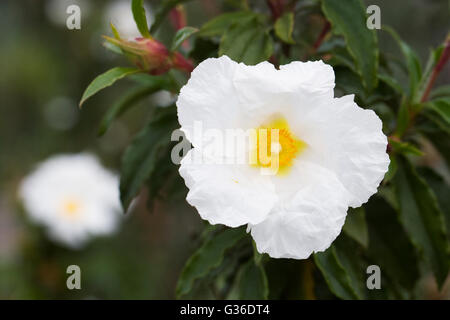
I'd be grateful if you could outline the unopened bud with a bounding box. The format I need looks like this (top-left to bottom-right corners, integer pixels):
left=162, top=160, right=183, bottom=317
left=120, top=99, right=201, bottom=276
left=104, top=35, right=194, bottom=75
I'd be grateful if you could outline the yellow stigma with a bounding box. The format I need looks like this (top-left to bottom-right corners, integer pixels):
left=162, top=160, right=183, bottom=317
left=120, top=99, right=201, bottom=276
left=251, top=116, right=306, bottom=174
left=61, top=198, right=81, bottom=219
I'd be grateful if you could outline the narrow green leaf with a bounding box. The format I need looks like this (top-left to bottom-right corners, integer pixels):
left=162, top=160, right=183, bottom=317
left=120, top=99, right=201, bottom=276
left=103, top=41, right=123, bottom=55
left=198, top=11, right=256, bottom=38
left=365, top=196, right=419, bottom=290
left=176, top=227, right=246, bottom=298
left=418, top=167, right=450, bottom=234
left=388, top=138, right=424, bottom=156
left=333, top=235, right=368, bottom=299
left=79, top=67, right=140, bottom=107
left=431, top=84, right=450, bottom=100
left=426, top=98, right=450, bottom=125
left=415, top=43, right=445, bottom=103
left=322, top=0, right=378, bottom=92
left=418, top=167, right=450, bottom=230
left=384, top=155, right=398, bottom=182
left=119, top=107, right=178, bottom=210
left=383, top=26, right=422, bottom=98
left=343, top=207, right=368, bottom=248
left=238, top=260, right=269, bottom=300
left=98, top=75, right=174, bottom=136
left=131, top=0, right=151, bottom=38
left=274, top=12, right=295, bottom=44
left=171, top=26, right=198, bottom=51
left=219, top=18, right=273, bottom=65
left=419, top=111, right=450, bottom=167
left=314, top=246, right=360, bottom=299
left=110, top=22, right=121, bottom=39
left=394, top=156, right=450, bottom=288
left=396, top=98, right=410, bottom=136
left=378, top=73, right=405, bottom=95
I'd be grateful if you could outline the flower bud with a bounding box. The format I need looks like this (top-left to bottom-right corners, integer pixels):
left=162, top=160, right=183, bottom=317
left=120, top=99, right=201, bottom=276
left=104, top=35, right=193, bottom=75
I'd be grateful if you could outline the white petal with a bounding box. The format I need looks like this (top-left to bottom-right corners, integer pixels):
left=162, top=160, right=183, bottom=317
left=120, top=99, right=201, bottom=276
left=295, top=94, right=389, bottom=207
left=179, top=149, right=277, bottom=227
left=177, top=56, right=247, bottom=147
left=279, top=60, right=335, bottom=97
left=250, top=160, right=349, bottom=259
left=233, top=60, right=334, bottom=111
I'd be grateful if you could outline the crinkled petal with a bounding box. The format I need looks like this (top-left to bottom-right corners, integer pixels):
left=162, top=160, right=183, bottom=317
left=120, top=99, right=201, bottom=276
left=179, top=149, right=277, bottom=227
left=233, top=60, right=335, bottom=111
left=250, top=160, right=349, bottom=259
left=279, top=60, right=335, bottom=97
left=294, top=94, right=389, bottom=207
left=177, top=56, right=246, bottom=148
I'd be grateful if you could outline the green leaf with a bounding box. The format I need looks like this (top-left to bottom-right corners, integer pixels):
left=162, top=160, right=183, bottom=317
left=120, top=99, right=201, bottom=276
left=394, top=156, right=450, bottom=288
left=79, top=67, right=140, bottom=107
left=198, top=11, right=257, bottom=38
left=314, top=246, right=360, bottom=299
left=274, top=12, right=295, bottom=44
left=415, top=43, right=445, bottom=103
left=171, top=26, right=198, bottom=51
left=365, top=196, right=419, bottom=290
left=103, top=41, right=123, bottom=55
left=342, top=207, right=368, bottom=248
left=396, top=98, right=410, bottom=136
left=98, top=75, right=175, bottom=136
left=333, top=235, right=368, bottom=299
left=431, top=84, right=450, bottom=100
left=418, top=111, right=450, bottom=167
left=219, top=17, right=273, bottom=65
left=321, top=0, right=378, bottom=92
left=176, top=227, right=246, bottom=298
left=110, top=22, right=121, bottom=39
left=238, top=260, right=269, bottom=299
left=119, top=107, right=178, bottom=211
left=425, top=98, right=450, bottom=125
left=388, top=138, right=424, bottom=156
left=378, top=73, right=405, bottom=95
left=384, top=154, right=398, bottom=182
left=383, top=26, right=422, bottom=98
left=418, top=167, right=450, bottom=234
left=131, top=0, right=151, bottom=38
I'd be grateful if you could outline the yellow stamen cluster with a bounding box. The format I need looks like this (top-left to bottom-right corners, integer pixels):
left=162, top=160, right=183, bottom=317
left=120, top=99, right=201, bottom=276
left=252, top=117, right=306, bottom=174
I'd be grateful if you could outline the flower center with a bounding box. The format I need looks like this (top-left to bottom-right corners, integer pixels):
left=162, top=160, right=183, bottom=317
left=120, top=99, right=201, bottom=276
left=61, top=198, right=82, bottom=219
left=251, top=116, right=306, bottom=174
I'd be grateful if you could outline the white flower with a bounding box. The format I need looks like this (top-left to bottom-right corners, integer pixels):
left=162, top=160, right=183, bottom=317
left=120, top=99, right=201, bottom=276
left=19, top=153, right=122, bottom=249
left=177, top=56, right=389, bottom=259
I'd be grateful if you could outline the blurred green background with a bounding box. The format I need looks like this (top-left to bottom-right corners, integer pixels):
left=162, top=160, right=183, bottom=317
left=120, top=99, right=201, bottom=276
left=0, top=0, right=448, bottom=299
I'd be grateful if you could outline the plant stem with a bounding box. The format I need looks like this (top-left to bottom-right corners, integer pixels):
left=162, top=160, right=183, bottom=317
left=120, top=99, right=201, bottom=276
left=420, top=35, right=450, bottom=102
left=303, top=21, right=331, bottom=60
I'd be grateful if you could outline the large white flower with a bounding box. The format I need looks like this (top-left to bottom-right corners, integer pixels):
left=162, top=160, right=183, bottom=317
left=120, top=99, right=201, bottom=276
left=19, top=153, right=122, bottom=249
left=176, top=56, right=389, bottom=259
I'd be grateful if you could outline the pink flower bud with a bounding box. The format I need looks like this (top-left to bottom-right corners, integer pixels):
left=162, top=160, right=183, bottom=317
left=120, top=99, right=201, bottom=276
left=104, top=35, right=194, bottom=75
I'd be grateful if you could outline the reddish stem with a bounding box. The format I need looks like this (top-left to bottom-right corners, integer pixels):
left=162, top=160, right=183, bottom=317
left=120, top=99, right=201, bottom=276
left=303, top=21, right=330, bottom=60
left=313, top=21, right=331, bottom=52
left=267, top=0, right=285, bottom=21
left=421, top=36, right=450, bottom=102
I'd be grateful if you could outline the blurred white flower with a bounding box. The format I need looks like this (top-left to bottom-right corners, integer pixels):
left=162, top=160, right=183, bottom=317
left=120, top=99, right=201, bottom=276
left=104, top=0, right=153, bottom=39
left=19, top=153, right=122, bottom=249
left=177, top=56, right=389, bottom=259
